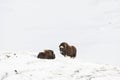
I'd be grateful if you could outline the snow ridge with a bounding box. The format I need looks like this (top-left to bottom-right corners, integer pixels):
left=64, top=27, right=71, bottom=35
left=0, top=52, right=120, bottom=80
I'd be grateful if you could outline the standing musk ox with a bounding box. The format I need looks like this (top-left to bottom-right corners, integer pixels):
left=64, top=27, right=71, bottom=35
left=59, top=42, right=77, bottom=58
left=37, top=50, right=55, bottom=59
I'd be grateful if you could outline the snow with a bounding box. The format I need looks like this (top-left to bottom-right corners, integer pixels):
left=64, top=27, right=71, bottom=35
left=0, top=0, right=120, bottom=79
left=0, top=52, right=120, bottom=80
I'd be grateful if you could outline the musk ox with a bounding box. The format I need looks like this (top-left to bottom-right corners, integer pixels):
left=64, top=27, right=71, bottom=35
left=59, top=42, right=77, bottom=58
left=37, top=49, right=55, bottom=59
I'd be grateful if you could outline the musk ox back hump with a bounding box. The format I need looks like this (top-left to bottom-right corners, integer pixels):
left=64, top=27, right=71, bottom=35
left=44, top=50, right=55, bottom=59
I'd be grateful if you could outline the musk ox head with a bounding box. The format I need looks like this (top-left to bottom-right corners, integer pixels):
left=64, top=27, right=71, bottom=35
left=37, top=49, right=55, bottom=59
left=59, top=42, right=77, bottom=58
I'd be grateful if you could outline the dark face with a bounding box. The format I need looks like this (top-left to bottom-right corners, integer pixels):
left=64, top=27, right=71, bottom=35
left=37, top=52, right=45, bottom=58
left=59, top=43, right=65, bottom=52
left=59, top=42, right=68, bottom=55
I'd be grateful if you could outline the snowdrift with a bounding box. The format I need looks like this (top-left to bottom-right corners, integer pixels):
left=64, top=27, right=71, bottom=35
left=0, top=52, right=120, bottom=80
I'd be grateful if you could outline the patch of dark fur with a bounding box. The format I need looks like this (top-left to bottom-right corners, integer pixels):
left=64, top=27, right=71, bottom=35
left=37, top=50, right=55, bottom=59
left=59, top=42, right=77, bottom=58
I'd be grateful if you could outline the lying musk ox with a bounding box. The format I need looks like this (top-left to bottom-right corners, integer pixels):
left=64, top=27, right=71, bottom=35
left=59, top=42, right=77, bottom=58
left=37, top=50, right=55, bottom=59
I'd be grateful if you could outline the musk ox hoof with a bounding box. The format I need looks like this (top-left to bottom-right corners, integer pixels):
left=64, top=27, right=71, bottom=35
left=59, top=42, right=77, bottom=58
left=37, top=49, right=55, bottom=59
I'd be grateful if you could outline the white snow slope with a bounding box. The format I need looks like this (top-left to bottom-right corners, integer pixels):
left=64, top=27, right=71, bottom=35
left=0, top=52, right=120, bottom=80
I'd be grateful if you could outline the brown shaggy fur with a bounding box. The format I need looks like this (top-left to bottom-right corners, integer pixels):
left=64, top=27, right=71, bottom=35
left=59, top=42, right=77, bottom=58
left=37, top=50, right=55, bottom=59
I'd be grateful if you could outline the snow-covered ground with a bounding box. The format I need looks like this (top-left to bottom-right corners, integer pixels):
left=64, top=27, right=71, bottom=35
left=0, top=52, right=120, bottom=80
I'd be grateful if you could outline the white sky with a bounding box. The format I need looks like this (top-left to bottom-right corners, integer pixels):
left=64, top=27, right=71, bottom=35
left=0, top=0, right=120, bottom=66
